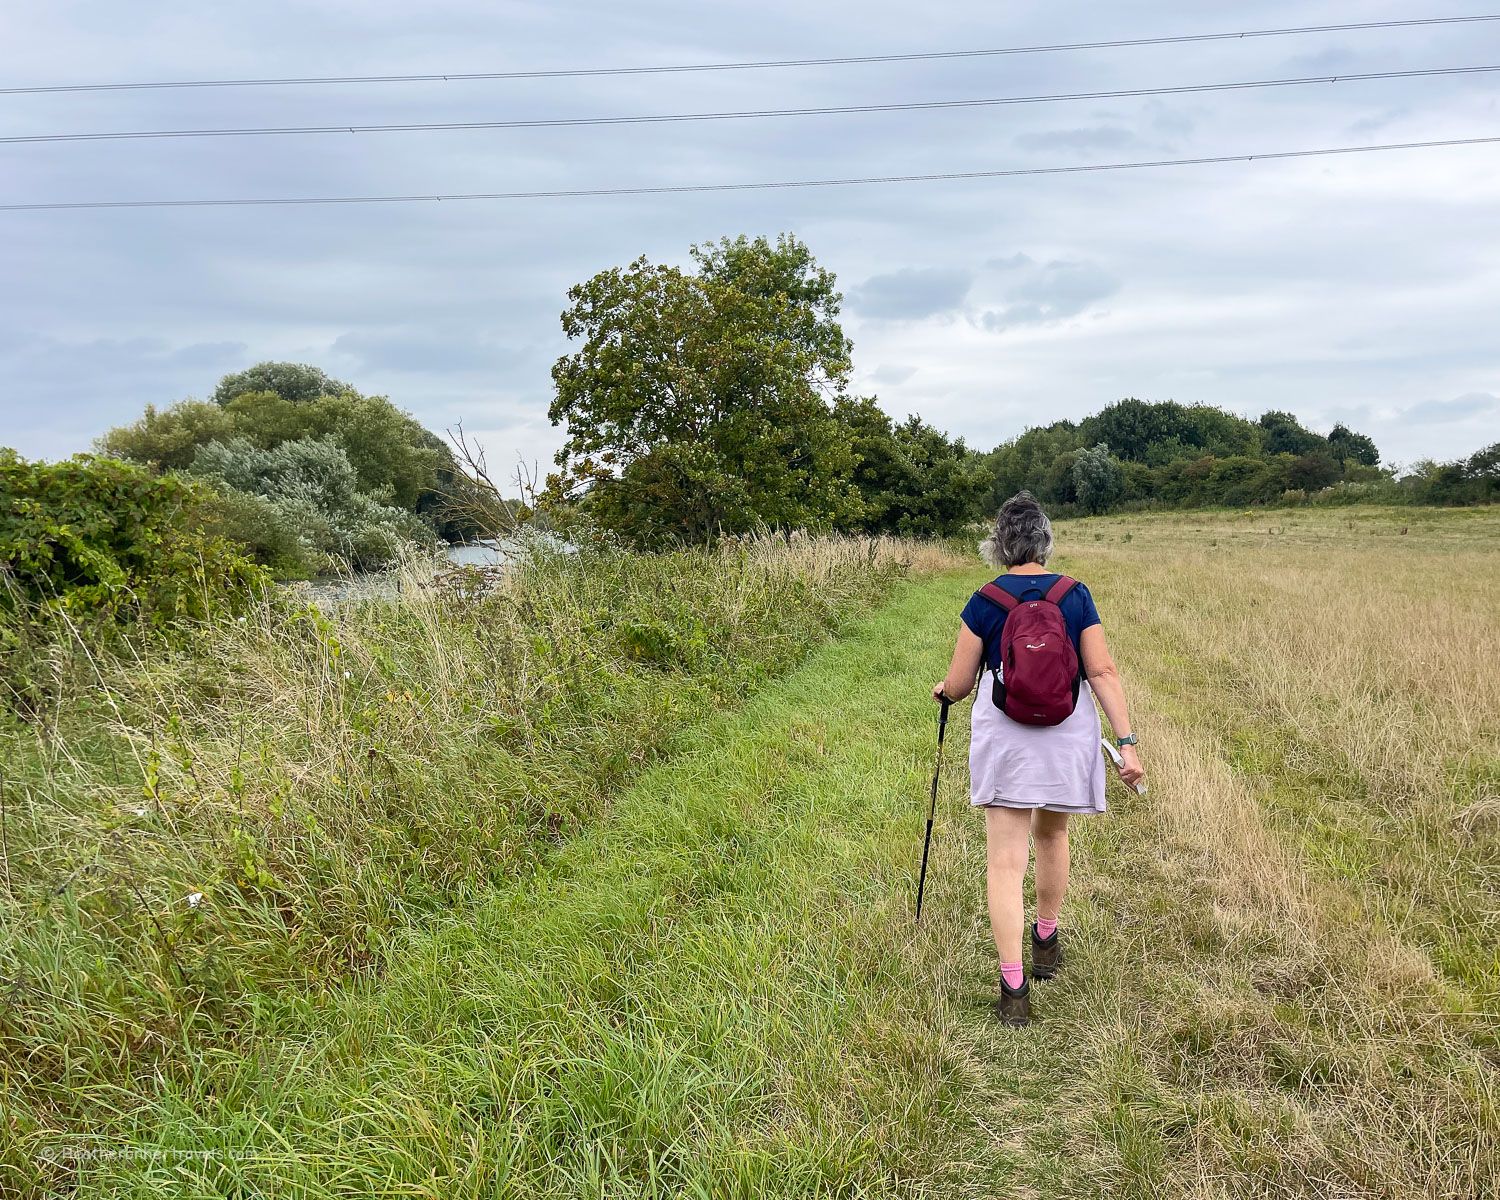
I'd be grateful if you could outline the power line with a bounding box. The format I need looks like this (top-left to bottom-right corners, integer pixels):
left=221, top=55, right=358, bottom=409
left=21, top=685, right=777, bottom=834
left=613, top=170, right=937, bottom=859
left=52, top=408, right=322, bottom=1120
left=3, top=135, right=1494, bottom=211
left=3, top=14, right=1498, bottom=96
left=8, top=63, right=1497, bottom=146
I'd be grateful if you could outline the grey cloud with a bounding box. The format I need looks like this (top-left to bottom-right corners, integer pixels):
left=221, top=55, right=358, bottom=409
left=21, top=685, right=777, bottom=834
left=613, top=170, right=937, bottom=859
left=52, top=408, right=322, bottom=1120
left=847, top=267, right=974, bottom=321
left=980, top=260, right=1119, bottom=332
left=1013, top=126, right=1141, bottom=153
left=1346, top=107, right=1413, bottom=138
left=1402, top=392, right=1499, bottom=424
left=331, top=330, right=519, bottom=375
left=870, top=364, right=917, bottom=385
left=3, top=1, right=1497, bottom=468
left=1148, top=107, right=1195, bottom=138
left=171, top=341, right=252, bottom=368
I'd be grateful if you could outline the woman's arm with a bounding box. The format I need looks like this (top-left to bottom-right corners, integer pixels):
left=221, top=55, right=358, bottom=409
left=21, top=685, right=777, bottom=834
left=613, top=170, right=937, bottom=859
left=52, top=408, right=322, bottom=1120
left=1079, top=624, right=1145, bottom=787
left=932, top=621, right=985, bottom=703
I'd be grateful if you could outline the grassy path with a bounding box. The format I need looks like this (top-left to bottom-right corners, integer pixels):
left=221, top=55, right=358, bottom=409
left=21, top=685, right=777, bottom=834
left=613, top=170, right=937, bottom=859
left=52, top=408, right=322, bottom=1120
left=78, top=517, right=1500, bottom=1197
left=87, top=570, right=997, bottom=1197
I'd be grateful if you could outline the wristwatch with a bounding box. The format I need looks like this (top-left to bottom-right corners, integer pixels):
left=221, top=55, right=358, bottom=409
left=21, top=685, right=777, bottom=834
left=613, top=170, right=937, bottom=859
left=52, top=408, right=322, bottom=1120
left=1116, top=734, right=1138, bottom=748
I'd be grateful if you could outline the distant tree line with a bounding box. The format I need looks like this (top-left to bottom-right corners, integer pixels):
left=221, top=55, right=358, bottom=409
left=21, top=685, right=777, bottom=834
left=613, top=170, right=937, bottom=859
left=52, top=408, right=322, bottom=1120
left=981, top=400, right=1388, bottom=515
left=13, top=232, right=1495, bottom=593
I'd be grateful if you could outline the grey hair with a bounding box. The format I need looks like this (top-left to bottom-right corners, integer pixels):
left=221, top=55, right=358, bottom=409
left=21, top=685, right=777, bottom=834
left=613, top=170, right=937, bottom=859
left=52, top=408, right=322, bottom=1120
left=979, top=491, right=1055, bottom=568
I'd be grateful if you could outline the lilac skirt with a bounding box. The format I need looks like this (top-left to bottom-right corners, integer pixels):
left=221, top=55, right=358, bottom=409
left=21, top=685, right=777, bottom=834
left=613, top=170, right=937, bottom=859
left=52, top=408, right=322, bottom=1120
left=969, top=675, right=1107, bottom=814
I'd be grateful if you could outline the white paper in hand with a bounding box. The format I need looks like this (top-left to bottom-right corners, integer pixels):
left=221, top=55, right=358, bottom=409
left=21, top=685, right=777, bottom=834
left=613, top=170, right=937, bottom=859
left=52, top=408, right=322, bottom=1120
left=1102, top=739, right=1147, bottom=795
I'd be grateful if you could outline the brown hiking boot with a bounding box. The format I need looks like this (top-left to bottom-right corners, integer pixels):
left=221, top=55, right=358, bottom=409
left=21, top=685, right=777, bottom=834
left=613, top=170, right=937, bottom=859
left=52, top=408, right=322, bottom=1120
left=1031, top=923, right=1063, bottom=981
left=994, top=976, right=1030, bottom=1026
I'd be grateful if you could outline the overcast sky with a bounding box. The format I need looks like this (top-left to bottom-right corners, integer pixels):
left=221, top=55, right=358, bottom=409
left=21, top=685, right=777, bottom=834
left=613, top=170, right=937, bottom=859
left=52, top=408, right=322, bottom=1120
left=3, top=1, right=1497, bottom=474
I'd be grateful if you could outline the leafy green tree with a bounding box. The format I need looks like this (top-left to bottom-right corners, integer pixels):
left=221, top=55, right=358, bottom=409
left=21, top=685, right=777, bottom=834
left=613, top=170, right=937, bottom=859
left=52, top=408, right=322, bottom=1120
left=1040, top=450, right=1080, bottom=508
left=693, top=234, right=851, bottom=370
left=839, top=398, right=989, bottom=535
left=1081, top=399, right=1259, bottom=462
left=218, top=390, right=444, bottom=508
left=190, top=437, right=431, bottom=571
left=97, top=400, right=236, bottom=471
left=548, top=237, right=860, bottom=546
left=1328, top=423, right=1380, bottom=467
left=1071, top=443, right=1123, bottom=514
left=1466, top=442, right=1500, bottom=482
left=1259, top=410, right=1329, bottom=458
left=982, top=422, right=1079, bottom=510
left=101, top=386, right=451, bottom=519
left=212, top=361, right=354, bottom=406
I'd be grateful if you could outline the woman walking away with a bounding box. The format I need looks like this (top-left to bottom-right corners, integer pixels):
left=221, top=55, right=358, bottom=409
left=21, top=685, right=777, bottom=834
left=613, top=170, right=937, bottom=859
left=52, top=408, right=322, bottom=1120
left=933, top=492, right=1145, bottom=1026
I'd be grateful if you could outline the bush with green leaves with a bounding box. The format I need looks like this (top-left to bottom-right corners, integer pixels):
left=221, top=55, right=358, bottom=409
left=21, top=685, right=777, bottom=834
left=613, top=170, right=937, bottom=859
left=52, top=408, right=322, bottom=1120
left=1, top=451, right=267, bottom=705
left=190, top=436, right=433, bottom=572
left=101, top=385, right=450, bottom=514
left=1402, top=443, right=1500, bottom=506
left=840, top=398, right=990, bottom=536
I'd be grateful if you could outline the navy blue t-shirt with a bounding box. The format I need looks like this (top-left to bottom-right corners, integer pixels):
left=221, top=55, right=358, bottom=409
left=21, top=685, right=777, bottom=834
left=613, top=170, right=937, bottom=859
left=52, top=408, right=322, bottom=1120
left=960, top=573, right=1101, bottom=668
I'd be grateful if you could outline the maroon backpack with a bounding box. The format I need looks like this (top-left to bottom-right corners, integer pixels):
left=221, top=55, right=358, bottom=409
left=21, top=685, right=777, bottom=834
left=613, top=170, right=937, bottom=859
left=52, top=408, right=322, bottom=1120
left=976, top=576, right=1084, bottom=726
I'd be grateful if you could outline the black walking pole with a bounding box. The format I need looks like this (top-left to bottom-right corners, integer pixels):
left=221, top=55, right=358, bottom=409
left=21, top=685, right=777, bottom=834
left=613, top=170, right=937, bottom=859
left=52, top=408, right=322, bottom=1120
left=916, top=696, right=952, bottom=922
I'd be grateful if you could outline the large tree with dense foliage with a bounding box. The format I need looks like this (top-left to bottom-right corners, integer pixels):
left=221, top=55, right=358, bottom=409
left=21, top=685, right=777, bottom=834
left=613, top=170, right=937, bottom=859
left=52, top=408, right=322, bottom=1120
left=1071, top=443, right=1124, bottom=514
left=1258, top=410, right=1330, bottom=458
left=1079, top=398, right=1260, bottom=463
left=212, top=361, right=355, bottom=406
left=838, top=398, right=990, bottom=536
left=1328, top=422, right=1380, bottom=467
left=548, top=235, right=862, bottom=546
left=102, top=383, right=447, bottom=512
left=97, top=365, right=477, bottom=566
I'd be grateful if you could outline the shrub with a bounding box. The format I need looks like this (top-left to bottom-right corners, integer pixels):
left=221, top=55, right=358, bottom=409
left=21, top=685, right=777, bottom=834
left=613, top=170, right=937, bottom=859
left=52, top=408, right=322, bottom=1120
left=1, top=451, right=267, bottom=707
left=1, top=451, right=265, bottom=627
left=189, top=436, right=433, bottom=571
left=196, top=487, right=320, bottom=578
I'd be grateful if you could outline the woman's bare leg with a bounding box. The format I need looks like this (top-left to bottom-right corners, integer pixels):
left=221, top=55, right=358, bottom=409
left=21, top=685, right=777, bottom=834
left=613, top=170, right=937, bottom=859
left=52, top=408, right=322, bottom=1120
left=984, top=806, right=1033, bottom=964
left=1031, top=809, right=1070, bottom=924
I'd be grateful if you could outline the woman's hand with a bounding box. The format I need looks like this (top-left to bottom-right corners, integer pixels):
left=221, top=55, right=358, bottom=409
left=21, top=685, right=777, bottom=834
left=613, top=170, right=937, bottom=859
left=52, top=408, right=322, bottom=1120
left=1117, top=744, right=1145, bottom=787
left=932, top=681, right=950, bottom=703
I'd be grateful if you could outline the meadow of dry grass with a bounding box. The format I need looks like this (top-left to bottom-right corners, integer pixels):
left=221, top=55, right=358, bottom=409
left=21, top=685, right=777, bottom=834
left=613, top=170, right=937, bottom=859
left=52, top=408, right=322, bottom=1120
left=926, top=505, right=1499, bottom=1197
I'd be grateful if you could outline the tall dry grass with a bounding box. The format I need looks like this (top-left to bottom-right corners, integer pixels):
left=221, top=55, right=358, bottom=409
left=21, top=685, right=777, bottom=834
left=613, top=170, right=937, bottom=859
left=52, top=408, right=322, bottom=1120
left=0, top=531, right=957, bottom=1185
left=926, top=505, right=1500, bottom=1197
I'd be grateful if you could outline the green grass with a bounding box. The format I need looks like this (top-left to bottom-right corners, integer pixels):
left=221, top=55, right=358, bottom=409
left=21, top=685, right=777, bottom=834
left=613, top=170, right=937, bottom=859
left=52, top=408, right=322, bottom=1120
left=28, top=570, right=989, bottom=1197
left=1, top=536, right=933, bottom=1195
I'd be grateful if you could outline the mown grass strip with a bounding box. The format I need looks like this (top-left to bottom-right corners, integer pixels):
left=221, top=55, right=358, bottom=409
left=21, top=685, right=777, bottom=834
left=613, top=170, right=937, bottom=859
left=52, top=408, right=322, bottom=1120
left=3, top=536, right=936, bottom=1192
left=57, top=570, right=1007, bottom=1199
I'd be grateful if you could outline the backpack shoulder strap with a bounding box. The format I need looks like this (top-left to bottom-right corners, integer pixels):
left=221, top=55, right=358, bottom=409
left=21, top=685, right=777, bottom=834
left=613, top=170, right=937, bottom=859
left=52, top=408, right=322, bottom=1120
left=1043, top=575, right=1079, bottom=605
left=977, top=581, right=1019, bottom=611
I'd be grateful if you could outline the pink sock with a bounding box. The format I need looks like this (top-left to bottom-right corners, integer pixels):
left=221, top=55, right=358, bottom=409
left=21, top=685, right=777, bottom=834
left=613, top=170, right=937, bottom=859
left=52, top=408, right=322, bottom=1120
left=1000, top=961, right=1024, bottom=990
left=1036, top=917, right=1058, bottom=940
